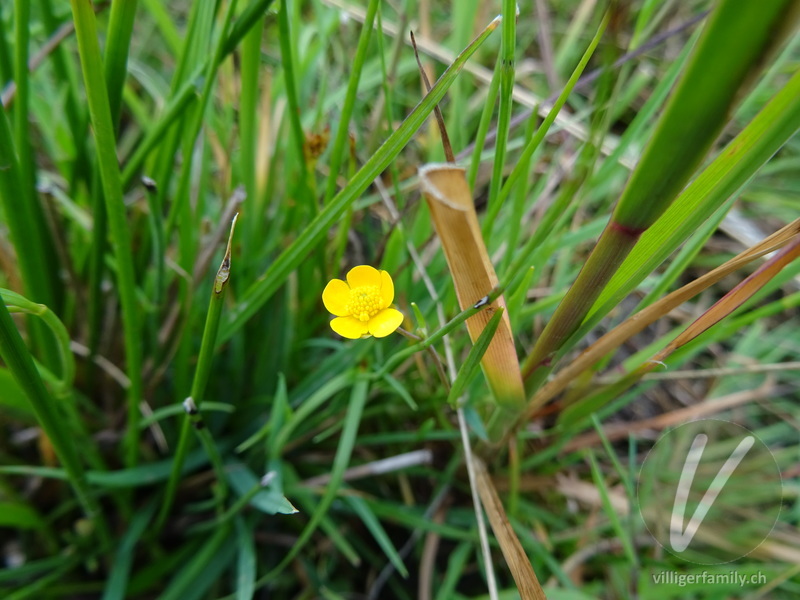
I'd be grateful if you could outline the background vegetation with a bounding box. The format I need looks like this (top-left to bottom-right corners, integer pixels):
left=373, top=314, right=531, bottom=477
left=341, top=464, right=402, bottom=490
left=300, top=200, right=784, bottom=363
left=1, top=0, right=799, bottom=598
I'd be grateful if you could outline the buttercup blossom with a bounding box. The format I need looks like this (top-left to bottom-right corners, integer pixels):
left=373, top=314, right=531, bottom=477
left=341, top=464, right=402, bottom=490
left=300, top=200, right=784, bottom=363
left=322, top=265, right=404, bottom=339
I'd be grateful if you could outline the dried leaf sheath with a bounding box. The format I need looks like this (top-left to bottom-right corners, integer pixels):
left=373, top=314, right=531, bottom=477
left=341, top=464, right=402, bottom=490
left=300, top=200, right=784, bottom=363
left=419, top=163, right=525, bottom=408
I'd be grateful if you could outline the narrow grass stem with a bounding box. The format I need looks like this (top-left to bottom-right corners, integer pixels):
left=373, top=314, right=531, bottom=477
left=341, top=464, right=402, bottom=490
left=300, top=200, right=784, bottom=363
left=467, top=57, right=501, bottom=190
left=2, top=290, right=75, bottom=394
left=190, top=476, right=267, bottom=533
left=0, top=3, right=11, bottom=83
left=323, top=0, right=380, bottom=203
left=521, top=0, right=799, bottom=394
left=0, top=109, right=55, bottom=310
left=184, top=398, right=229, bottom=515
left=493, top=12, right=608, bottom=215
left=13, top=0, right=34, bottom=200
left=155, top=216, right=238, bottom=530
left=239, top=14, right=263, bottom=253
left=252, top=376, right=369, bottom=588
left=481, top=0, right=517, bottom=239
left=164, top=0, right=239, bottom=243
left=0, top=1, right=59, bottom=325
left=376, top=286, right=503, bottom=379
left=277, top=0, right=313, bottom=211
left=610, top=0, right=797, bottom=231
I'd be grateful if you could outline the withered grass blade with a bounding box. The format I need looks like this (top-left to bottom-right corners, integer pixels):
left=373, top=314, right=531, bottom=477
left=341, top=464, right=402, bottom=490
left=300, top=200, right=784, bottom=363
left=419, top=163, right=525, bottom=412
left=474, top=457, right=548, bottom=600
left=653, top=236, right=800, bottom=362
left=521, top=219, right=800, bottom=423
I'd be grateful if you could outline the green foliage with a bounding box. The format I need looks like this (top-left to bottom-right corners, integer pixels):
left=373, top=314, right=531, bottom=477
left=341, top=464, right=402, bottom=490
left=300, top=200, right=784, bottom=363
left=1, top=1, right=799, bottom=598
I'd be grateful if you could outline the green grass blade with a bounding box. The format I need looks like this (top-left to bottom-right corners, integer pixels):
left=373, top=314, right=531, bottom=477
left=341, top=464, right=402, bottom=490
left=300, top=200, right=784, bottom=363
left=276, top=0, right=312, bottom=210
left=225, top=462, right=297, bottom=515
left=0, top=110, right=55, bottom=308
left=104, top=0, right=138, bottom=127
left=467, top=56, right=501, bottom=191
left=13, top=0, right=33, bottom=200
left=70, top=0, right=144, bottom=467
left=257, top=377, right=369, bottom=585
left=239, top=12, right=263, bottom=252
left=434, top=542, right=472, bottom=600
left=522, top=0, right=800, bottom=384
left=11, top=0, right=61, bottom=319
left=2, top=289, right=74, bottom=393
left=490, top=12, right=608, bottom=238
left=159, top=524, right=235, bottom=600
left=40, top=0, right=86, bottom=183
left=140, top=0, right=181, bottom=54
left=271, top=370, right=356, bottom=454
left=0, top=501, right=46, bottom=531
left=587, top=451, right=636, bottom=565
left=345, top=494, right=409, bottom=577
left=101, top=501, right=156, bottom=600
left=234, top=517, right=256, bottom=600
left=0, top=439, right=236, bottom=488
left=0, top=1, right=58, bottom=313
left=0, top=2, right=12, bottom=83
left=447, top=307, right=505, bottom=407
left=121, top=0, right=274, bottom=187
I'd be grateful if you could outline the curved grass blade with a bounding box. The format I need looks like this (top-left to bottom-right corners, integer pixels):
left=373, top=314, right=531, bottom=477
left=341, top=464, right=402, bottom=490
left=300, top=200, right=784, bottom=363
left=0, top=300, right=110, bottom=546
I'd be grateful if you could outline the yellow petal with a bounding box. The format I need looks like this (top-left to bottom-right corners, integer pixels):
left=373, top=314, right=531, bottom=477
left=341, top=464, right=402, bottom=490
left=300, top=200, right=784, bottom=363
left=346, top=265, right=381, bottom=289
left=368, top=308, right=403, bottom=338
left=330, top=316, right=370, bottom=339
left=322, top=279, right=351, bottom=317
left=379, top=269, right=394, bottom=308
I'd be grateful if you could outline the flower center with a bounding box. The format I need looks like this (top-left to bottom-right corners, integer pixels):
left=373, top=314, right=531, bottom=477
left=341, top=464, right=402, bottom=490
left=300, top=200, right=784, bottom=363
left=346, top=285, right=382, bottom=322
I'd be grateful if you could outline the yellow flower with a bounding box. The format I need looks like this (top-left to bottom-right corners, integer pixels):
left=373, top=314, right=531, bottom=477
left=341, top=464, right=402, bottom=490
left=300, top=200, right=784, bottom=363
left=322, top=265, right=404, bottom=339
